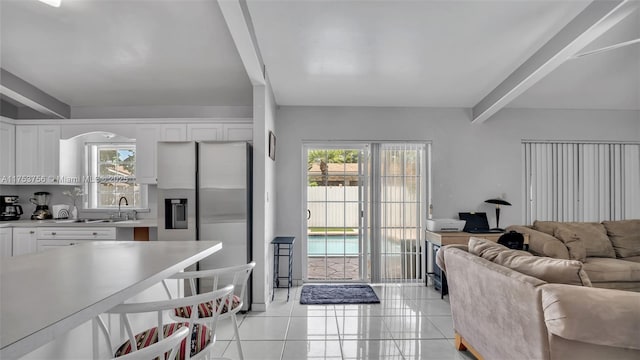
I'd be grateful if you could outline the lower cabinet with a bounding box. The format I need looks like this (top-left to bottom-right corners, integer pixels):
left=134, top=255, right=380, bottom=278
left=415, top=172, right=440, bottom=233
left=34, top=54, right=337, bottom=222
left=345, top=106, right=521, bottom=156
left=13, top=227, right=38, bottom=256
left=36, top=227, right=116, bottom=251
left=0, top=228, right=12, bottom=258
left=11, top=227, right=118, bottom=255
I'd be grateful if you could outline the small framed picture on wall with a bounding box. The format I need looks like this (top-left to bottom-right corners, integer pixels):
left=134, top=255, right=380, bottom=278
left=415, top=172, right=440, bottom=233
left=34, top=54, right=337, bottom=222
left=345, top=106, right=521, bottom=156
left=269, top=131, right=276, bottom=161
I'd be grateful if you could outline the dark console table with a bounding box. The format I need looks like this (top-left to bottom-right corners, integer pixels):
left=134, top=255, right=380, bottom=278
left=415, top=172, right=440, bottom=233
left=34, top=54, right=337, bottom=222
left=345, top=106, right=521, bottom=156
left=271, top=236, right=295, bottom=301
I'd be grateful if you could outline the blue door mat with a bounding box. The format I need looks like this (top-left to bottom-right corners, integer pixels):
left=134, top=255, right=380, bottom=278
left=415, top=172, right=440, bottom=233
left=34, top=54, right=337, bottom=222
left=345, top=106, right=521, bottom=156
left=300, top=284, right=381, bottom=305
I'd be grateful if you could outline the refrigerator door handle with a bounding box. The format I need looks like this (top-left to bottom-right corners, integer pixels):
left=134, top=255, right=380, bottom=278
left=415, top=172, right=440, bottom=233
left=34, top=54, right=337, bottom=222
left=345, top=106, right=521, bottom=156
left=307, top=209, right=311, bottom=220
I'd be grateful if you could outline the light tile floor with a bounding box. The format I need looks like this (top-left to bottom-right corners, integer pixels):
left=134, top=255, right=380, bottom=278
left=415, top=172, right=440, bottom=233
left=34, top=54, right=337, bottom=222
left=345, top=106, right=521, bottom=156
left=213, top=284, right=476, bottom=360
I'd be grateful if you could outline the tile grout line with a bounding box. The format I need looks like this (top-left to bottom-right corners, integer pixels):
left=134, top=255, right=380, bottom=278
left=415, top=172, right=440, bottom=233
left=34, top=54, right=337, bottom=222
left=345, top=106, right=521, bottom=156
left=331, top=304, right=348, bottom=360
left=279, top=291, right=296, bottom=360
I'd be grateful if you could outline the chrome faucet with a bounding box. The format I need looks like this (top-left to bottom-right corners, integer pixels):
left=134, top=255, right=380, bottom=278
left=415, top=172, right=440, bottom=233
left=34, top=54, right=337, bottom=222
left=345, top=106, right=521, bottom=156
left=118, top=196, right=128, bottom=219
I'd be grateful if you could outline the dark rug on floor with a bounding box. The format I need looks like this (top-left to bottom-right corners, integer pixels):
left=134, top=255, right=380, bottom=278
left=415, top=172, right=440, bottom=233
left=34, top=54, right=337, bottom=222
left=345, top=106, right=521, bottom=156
left=300, top=284, right=381, bottom=305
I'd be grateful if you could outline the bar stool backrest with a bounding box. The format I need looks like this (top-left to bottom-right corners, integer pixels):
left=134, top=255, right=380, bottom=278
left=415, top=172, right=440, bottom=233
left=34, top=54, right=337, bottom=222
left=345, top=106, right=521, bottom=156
left=97, top=284, right=234, bottom=360
left=166, top=261, right=256, bottom=312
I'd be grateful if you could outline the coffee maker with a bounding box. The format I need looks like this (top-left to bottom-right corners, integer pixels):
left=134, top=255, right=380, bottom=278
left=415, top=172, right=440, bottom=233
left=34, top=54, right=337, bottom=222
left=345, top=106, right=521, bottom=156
left=0, top=195, right=23, bottom=221
left=30, top=191, right=52, bottom=220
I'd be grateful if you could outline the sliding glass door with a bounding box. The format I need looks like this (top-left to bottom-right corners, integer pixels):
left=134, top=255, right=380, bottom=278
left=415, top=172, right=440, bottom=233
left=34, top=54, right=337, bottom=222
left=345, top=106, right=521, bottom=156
left=304, top=142, right=429, bottom=283
left=305, top=145, right=367, bottom=281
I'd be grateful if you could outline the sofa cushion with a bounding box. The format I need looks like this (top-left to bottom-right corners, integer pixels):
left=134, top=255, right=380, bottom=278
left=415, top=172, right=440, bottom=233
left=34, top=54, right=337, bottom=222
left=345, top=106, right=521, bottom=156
left=621, top=255, right=640, bottom=263
left=506, top=225, right=570, bottom=259
left=582, top=257, right=640, bottom=283
left=542, top=284, right=640, bottom=351
left=554, top=223, right=616, bottom=258
left=469, top=237, right=592, bottom=286
left=602, top=220, right=640, bottom=258
left=553, top=227, right=587, bottom=262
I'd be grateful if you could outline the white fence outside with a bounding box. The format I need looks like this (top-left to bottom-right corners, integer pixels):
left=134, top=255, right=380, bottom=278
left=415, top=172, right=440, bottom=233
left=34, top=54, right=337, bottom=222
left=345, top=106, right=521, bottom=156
left=307, top=186, right=421, bottom=232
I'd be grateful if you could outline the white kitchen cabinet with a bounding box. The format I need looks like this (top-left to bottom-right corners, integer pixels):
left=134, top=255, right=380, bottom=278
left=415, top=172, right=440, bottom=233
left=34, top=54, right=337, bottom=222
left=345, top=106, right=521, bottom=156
left=36, top=227, right=116, bottom=251
left=0, top=228, right=12, bottom=258
left=15, top=125, right=38, bottom=179
left=0, top=120, right=15, bottom=182
left=15, top=125, right=60, bottom=184
left=157, top=142, right=196, bottom=190
left=135, top=124, right=187, bottom=184
left=37, top=239, right=96, bottom=251
left=223, top=123, right=253, bottom=141
left=135, top=124, right=161, bottom=184
left=187, top=123, right=223, bottom=141
left=161, top=124, right=187, bottom=141
left=12, top=228, right=38, bottom=256
left=39, top=125, right=60, bottom=182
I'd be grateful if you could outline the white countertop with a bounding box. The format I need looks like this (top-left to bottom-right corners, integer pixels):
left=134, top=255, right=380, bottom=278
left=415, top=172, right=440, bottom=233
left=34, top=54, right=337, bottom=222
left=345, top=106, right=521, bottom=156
left=0, top=218, right=157, bottom=228
left=0, top=240, right=221, bottom=359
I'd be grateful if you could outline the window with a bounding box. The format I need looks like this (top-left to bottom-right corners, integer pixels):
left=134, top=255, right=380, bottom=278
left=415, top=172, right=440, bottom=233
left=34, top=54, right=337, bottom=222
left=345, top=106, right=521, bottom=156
left=523, top=141, right=640, bottom=224
left=86, top=143, right=147, bottom=209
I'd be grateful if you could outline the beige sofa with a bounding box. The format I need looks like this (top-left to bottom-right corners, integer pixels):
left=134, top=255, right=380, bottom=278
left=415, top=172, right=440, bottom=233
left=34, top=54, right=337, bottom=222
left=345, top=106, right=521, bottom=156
left=438, top=238, right=640, bottom=360
left=506, top=219, right=640, bottom=292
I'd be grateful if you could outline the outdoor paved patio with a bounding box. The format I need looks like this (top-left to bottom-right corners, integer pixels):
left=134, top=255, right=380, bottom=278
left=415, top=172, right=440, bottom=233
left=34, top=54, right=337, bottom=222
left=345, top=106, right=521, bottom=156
left=307, top=257, right=361, bottom=280
left=307, top=256, right=420, bottom=280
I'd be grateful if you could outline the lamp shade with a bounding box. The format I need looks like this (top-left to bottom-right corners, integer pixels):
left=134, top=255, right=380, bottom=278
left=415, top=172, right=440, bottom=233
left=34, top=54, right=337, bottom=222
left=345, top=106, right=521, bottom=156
left=485, top=198, right=511, bottom=206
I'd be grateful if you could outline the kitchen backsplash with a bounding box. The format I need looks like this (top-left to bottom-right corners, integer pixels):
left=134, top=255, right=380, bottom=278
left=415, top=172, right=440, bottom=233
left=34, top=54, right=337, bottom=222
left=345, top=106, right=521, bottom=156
left=0, top=184, right=157, bottom=220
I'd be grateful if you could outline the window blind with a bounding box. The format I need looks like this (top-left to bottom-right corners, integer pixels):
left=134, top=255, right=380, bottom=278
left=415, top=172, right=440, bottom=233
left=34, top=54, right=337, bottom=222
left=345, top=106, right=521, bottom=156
left=523, top=141, right=640, bottom=224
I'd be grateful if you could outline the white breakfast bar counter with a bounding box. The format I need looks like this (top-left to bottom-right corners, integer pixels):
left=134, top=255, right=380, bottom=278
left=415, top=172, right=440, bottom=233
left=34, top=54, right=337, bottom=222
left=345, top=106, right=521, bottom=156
left=0, top=240, right=222, bottom=359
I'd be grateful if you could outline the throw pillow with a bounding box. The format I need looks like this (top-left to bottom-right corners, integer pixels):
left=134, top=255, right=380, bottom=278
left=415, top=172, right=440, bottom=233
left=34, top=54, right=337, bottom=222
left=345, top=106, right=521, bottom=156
left=554, top=223, right=616, bottom=258
left=468, top=237, right=529, bottom=261
left=602, top=220, right=640, bottom=258
left=469, top=237, right=592, bottom=286
left=506, top=225, right=570, bottom=259
left=553, top=227, right=587, bottom=262
left=533, top=221, right=560, bottom=236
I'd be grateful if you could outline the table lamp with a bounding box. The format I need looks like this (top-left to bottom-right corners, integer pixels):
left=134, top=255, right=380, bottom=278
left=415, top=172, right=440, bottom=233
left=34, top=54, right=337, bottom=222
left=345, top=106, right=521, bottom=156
left=485, top=198, right=512, bottom=231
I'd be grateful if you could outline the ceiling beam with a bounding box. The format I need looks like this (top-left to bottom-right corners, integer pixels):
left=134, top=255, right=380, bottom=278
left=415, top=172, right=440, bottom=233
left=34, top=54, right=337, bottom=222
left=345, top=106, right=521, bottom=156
left=572, top=37, right=640, bottom=58
left=217, top=0, right=265, bottom=86
left=0, top=68, right=70, bottom=119
left=472, top=0, right=637, bottom=124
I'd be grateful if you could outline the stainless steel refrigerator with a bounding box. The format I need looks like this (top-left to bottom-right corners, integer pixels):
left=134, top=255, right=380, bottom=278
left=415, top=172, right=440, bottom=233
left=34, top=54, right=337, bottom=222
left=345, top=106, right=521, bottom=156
left=157, top=141, right=252, bottom=310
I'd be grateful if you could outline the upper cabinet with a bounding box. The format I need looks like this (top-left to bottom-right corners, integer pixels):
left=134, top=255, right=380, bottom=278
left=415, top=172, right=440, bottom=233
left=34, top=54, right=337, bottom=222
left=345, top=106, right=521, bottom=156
left=0, top=121, right=15, bottom=182
left=187, top=123, right=252, bottom=142
left=223, top=123, right=253, bottom=141
left=15, top=125, right=60, bottom=184
left=3, top=120, right=251, bottom=186
left=136, top=124, right=187, bottom=184
left=187, top=123, right=222, bottom=141
left=137, top=122, right=251, bottom=184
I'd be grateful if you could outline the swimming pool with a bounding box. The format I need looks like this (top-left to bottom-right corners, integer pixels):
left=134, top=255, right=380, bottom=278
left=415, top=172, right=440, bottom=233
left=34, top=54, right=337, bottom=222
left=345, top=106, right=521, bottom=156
left=307, top=235, right=405, bottom=256
left=307, top=235, right=359, bottom=256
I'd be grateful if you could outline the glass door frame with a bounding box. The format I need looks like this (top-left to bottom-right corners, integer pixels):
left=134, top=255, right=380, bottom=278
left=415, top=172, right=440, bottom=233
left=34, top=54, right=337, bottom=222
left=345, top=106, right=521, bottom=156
left=302, top=142, right=369, bottom=282
left=301, top=141, right=431, bottom=283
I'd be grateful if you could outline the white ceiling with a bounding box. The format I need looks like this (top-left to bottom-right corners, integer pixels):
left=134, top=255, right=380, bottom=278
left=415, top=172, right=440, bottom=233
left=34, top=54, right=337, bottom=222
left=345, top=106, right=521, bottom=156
left=1, top=0, right=639, bottom=114
left=509, top=8, right=640, bottom=110
left=0, top=0, right=252, bottom=107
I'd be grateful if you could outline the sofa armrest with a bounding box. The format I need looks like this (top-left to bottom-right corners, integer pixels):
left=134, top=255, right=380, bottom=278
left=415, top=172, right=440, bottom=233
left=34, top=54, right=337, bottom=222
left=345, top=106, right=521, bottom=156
left=542, top=284, right=640, bottom=350
left=435, top=244, right=468, bottom=273
left=507, top=225, right=570, bottom=259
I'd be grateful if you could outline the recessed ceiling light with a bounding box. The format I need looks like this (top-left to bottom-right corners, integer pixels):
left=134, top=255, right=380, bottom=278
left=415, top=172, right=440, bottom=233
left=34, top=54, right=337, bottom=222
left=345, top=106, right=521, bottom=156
left=38, top=0, right=61, bottom=7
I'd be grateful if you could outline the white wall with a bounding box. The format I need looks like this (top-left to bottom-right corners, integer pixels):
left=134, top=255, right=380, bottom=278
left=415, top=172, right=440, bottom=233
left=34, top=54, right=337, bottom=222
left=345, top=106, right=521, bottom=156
left=251, top=77, right=277, bottom=310
left=274, top=106, right=640, bottom=282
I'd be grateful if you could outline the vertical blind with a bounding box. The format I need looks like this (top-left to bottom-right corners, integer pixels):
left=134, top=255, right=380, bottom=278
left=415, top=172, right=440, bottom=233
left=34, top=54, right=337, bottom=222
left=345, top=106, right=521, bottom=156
left=523, top=141, right=640, bottom=224
left=377, top=143, right=428, bottom=282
